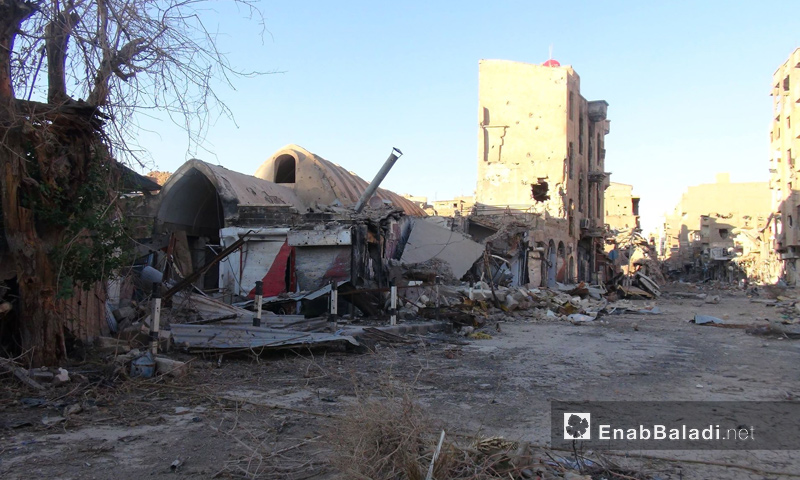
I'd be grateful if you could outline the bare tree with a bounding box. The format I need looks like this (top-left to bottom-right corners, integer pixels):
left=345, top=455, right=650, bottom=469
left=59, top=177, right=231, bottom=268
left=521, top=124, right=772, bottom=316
left=0, top=0, right=263, bottom=366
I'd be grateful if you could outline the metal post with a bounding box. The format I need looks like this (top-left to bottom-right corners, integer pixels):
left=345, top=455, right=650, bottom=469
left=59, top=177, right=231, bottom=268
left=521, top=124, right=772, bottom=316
left=435, top=276, right=440, bottom=322
left=389, top=282, right=397, bottom=326
left=329, top=281, right=338, bottom=330
left=253, top=280, right=263, bottom=327
left=151, top=282, right=162, bottom=354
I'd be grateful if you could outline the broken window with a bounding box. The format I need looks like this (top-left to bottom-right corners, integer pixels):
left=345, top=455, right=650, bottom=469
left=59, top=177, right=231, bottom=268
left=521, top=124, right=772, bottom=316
left=568, top=201, right=574, bottom=236
left=531, top=180, right=549, bottom=202
left=568, top=142, right=574, bottom=179
left=719, top=228, right=729, bottom=239
left=578, top=178, right=584, bottom=213
left=784, top=75, right=790, bottom=92
left=579, top=115, right=584, bottom=154
left=274, top=155, right=296, bottom=183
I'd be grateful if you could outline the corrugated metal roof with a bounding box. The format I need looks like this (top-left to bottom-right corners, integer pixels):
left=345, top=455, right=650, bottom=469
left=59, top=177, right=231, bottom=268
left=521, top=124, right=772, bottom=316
left=170, top=324, right=358, bottom=351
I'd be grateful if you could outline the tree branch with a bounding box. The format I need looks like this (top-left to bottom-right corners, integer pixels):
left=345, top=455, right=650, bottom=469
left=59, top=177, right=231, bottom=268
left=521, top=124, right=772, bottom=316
left=0, top=0, right=38, bottom=107
left=45, top=6, right=80, bottom=105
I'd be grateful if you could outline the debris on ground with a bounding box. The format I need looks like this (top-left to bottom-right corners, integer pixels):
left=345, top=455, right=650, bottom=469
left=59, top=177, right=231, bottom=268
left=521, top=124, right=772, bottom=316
left=169, top=324, right=359, bottom=353
left=691, top=314, right=725, bottom=325
left=0, top=358, right=69, bottom=390
left=328, top=388, right=654, bottom=480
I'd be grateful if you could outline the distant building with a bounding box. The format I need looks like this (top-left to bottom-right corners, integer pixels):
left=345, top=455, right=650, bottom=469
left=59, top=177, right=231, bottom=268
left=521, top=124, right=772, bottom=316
left=604, top=182, right=640, bottom=232
left=769, top=48, right=800, bottom=283
left=430, top=196, right=475, bottom=217
left=473, top=58, right=611, bottom=286
left=662, top=173, right=770, bottom=278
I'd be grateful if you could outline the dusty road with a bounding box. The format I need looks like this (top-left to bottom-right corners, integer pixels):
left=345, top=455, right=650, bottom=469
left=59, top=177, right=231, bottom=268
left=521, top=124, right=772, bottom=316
left=2, top=284, right=800, bottom=479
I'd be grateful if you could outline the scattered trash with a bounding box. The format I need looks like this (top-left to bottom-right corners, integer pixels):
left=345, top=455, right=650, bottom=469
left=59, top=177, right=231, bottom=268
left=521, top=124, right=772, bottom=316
left=41, top=416, right=66, bottom=426
left=691, top=314, right=725, bottom=325
left=130, top=351, right=156, bottom=378
left=568, top=313, right=595, bottom=324
left=468, top=332, right=492, bottom=340
left=636, top=306, right=662, bottom=314
left=170, top=458, right=184, bottom=471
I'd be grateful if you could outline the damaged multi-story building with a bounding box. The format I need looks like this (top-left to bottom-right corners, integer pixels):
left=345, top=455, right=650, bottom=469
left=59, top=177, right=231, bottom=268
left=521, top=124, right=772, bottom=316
left=471, top=58, right=611, bottom=287
left=661, top=173, right=770, bottom=280
left=768, top=47, right=800, bottom=283
left=604, top=182, right=640, bottom=232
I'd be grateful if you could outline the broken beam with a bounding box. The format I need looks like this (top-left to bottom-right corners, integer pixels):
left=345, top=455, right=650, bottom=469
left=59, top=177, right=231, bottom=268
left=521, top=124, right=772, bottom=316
left=164, top=233, right=250, bottom=300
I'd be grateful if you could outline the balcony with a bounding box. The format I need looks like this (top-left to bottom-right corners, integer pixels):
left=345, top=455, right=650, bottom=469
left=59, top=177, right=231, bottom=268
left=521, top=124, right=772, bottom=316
left=588, top=171, right=610, bottom=183
left=588, top=100, right=609, bottom=122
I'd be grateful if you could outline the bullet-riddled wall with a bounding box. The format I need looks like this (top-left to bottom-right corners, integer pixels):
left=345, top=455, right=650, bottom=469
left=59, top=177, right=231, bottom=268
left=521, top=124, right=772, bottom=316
left=475, top=59, right=610, bottom=284
left=476, top=59, right=572, bottom=215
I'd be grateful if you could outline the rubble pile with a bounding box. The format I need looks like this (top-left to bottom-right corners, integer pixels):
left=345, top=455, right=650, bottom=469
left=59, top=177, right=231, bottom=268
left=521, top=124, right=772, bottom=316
left=393, top=280, right=661, bottom=332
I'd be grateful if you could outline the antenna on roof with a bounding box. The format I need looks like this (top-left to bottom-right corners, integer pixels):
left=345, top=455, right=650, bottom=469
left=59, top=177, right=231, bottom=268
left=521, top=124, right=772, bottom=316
left=549, top=44, right=553, bottom=60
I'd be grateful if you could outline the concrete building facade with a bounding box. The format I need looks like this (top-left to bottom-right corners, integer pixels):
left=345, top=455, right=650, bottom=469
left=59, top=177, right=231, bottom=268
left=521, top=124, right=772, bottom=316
left=473, top=59, right=611, bottom=286
left=769, top=48, right=800, bottom=283
left=604, top=182, right=640, bottom=232
left=662, top=173, right=770, bottom=278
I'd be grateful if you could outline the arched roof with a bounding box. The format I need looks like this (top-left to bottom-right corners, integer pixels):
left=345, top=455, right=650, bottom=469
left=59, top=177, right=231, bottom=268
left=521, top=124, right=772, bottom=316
left=256, top=145, right=426, bottom=216
left=158, top=159, right=303, bottom=223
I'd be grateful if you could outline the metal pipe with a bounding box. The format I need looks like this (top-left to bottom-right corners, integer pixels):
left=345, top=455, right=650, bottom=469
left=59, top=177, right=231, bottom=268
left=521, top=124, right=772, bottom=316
left=353, top=147, right=403, bottom=213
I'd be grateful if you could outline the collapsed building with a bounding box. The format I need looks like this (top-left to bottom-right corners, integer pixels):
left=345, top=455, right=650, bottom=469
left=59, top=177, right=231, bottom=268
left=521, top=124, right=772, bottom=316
left=660, top=173, right=771, bottom=281
left=469, top=58, right=612, bottom=287
left=604, top=182, right=640, bottom=232
left=148, top=145, right=484, bottom=316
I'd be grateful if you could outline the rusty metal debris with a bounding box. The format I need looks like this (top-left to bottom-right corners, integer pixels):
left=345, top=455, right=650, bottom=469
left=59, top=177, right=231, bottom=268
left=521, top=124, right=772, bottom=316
left=170, top=324, right=358, bottom=352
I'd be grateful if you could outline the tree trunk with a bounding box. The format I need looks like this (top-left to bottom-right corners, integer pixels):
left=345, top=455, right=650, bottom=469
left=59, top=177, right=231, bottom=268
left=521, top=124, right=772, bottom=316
left=0, top=135, right=65, bottom=367
left=0, top=1, right=63, bottom=367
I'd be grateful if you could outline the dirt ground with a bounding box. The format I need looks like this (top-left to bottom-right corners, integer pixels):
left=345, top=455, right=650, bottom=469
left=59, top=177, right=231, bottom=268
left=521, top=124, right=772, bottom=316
left=2, top=283, right=800, bottom=479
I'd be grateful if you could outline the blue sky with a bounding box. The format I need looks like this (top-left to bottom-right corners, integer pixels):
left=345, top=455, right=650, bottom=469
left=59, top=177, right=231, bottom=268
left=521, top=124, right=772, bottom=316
left=136, top=1, right=799, bottom=232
